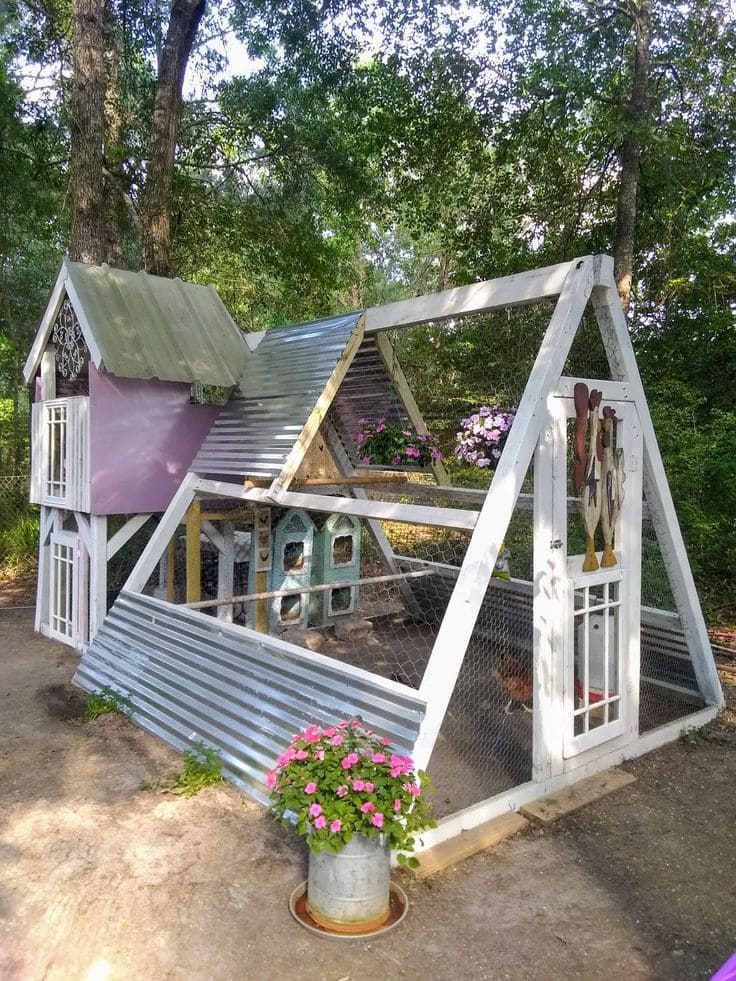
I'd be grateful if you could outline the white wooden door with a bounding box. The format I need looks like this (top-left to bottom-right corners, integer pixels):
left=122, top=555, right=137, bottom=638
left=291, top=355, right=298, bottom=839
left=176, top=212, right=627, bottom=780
left=548, top=387, right=643, bottom=760
left=48, top=531, right=80, bottom=644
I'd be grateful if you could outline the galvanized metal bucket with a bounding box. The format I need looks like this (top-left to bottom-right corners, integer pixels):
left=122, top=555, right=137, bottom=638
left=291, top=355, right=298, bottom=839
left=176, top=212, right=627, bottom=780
left=306, top=835, right=391, bottom=934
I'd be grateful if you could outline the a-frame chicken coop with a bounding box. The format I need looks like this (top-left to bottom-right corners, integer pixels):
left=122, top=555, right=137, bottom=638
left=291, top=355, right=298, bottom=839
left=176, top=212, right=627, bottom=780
left=73, top=255, right=723, bottom=848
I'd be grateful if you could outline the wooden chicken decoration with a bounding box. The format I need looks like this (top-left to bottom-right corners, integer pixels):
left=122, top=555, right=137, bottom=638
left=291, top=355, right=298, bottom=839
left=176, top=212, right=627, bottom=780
left=599, top=407, right=626, bottom=567
left=573, top=383, right=625, bottom=571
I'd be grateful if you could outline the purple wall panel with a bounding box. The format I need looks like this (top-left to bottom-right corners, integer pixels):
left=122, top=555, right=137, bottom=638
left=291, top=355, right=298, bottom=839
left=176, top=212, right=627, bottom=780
left=89, top=364, right=220, bottom=514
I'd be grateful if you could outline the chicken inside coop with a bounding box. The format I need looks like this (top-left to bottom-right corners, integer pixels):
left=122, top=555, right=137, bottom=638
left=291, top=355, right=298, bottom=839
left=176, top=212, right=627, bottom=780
left=491, top=652, right=533, bottom=715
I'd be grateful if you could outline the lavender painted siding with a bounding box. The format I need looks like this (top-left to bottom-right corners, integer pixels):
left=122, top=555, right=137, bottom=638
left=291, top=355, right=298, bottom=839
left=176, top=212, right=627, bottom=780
left=89, top=364, right=220, bottom=515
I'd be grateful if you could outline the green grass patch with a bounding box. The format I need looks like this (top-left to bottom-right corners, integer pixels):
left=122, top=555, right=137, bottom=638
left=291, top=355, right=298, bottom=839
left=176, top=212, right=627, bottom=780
left=169, top=741, right=225, bottom=797
left=81, top=686, right=133, bottom=722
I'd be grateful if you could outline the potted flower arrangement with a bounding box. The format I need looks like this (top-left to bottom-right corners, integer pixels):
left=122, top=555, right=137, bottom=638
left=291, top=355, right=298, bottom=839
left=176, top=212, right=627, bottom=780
left=354, top=418, right=442, bottom=469
left=454, top=405, right=516, bottom=469
left=268, top=718, right=435, bottom=933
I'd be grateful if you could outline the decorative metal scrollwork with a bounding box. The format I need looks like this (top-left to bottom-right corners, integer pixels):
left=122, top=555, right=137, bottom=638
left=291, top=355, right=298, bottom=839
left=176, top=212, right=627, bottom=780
left=52, top=298, right=86, bottom=380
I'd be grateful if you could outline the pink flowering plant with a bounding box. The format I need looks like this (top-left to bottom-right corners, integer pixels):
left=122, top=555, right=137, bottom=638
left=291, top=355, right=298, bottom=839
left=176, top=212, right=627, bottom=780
left=454, top=406, right=516, bottom=469
left=267, top=718, right=435, bottom=867
left=354, top=418, right=441, bottom=468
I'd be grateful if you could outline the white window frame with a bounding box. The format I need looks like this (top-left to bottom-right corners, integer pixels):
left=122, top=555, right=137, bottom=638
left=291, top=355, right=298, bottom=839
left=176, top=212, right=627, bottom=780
left=48, top=531, right=79, bottom=644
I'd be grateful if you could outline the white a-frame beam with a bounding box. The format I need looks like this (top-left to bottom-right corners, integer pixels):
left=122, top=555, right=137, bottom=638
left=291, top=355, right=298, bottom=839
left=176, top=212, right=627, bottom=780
left=591, top=258, right=723, bottom=707
left=412, top=256, right=597, bottom=771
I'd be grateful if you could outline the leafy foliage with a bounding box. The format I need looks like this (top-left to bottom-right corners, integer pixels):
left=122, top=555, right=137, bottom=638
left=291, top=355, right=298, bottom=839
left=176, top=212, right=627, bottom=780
left=82, top=686, right=133, bottom=722
left=169, top=741, right=225, bottom=797
left=354, top=419, right=441, bottom=468
left=268, top=719, right=435, bottom=862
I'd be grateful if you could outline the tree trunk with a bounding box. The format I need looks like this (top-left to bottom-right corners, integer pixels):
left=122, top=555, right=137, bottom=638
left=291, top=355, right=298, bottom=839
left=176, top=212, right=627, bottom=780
left=613, top=0, right=652, bottom=311
left=69, top=0, right=108, bottom=264
left=142, top=0, right=206, bottom=276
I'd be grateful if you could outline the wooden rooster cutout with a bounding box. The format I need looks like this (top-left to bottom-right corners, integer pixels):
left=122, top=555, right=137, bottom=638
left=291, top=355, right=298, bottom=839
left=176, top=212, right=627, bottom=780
left=599, top=406, right=626, bottom=567
left=581, top=389, right=603, bottom=571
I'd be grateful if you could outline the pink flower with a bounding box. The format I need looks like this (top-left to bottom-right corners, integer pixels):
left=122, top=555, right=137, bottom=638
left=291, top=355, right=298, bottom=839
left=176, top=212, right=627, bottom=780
left=330, top=734, right=344, bottom=746
left=352, top=779, right=365, bottom=791
left=390, top=754, right=414, bottom=778
left=371, top=753, right=386, bottom=764
left=393, top=798, right=402, bottom=812
left=361, top=456, right=372, bottom=465
left=371, top=812, right=384, bottom=828
left=309, top=802, right=323, bottom=817
left=361, top=801, right=375, bottom=813
left=351, top=720, right=362, bottom=728
left=313, top=749, right=325, bottom=761
left=303, top=725, right=321, bottom=742
left=324, top=727, right=337, bottom=737
left=265, top=769, right=277, bottom=788
left=336, top=784, right=348, bottom=798
left=314, top=815, right=327, bottom=829
left=380, top=737, right=391, bottom=746
left=330, top=819, right=342, bottom=834
left=294, top=749, right=308, bottom=760
left=364, top=782, right=375, bottom=793
left=304, top=782, right=317, bottom=795
left=403, top=782, right=421, bottom=797
left=338, top=721, right=350, bottom=729
left=341, top=753, right=359, bottom=770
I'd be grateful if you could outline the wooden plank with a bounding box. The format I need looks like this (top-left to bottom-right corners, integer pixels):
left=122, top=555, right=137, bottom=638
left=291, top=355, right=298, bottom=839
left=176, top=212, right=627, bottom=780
left=267, top=315, right=366, bottom=501
left=519, top=768, right=636, bottom=825
left=183, top=569, right=434, bottom=610
left=106, top=513, right=153, bottom=560
left=413, top=812, right=529, bottom=878
left=195, top=477, right=480, bottom=531
left=363, top=260, right=574, bottom=333
left=186, top=499, right=201, bottom=604
left=166, top=535, right=176, bottom=604
left=374, top=332, right=450, bottom=485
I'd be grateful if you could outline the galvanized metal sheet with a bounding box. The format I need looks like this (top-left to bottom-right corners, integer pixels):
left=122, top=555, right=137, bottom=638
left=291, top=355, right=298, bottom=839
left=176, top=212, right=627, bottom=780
left=64, top=260, right=247, bottom=386
left=192, top=312, right=362, bottom=477
left=74, top=591, right=426, bottom=806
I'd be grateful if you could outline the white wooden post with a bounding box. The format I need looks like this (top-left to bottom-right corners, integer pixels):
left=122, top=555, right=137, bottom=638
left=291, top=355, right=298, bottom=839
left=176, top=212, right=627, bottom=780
left=590, top=262, right=723, bottom=707
left=88, top=515, right=108, bottom=640
left=125, top=473, right=198, bottom=594
left=413, top=256, right=596, bottom=771
left=34, top=506, right=55, bottom=632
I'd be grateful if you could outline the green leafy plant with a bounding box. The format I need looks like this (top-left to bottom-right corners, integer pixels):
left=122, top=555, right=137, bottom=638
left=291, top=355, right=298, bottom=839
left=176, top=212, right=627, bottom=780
left=170, top=741, right=225, bottom=796
left=355, top=418, right=441, bottom=468
left=268, top=718, right=436, bottom=867
left=82, top=686, right=133, bottom=722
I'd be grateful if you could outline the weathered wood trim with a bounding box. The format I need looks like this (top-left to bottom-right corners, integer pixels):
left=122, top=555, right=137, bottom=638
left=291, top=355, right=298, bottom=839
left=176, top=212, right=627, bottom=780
left=267, top=315, right=366, bottom=501
left=185, top=498, right=201, bottom=604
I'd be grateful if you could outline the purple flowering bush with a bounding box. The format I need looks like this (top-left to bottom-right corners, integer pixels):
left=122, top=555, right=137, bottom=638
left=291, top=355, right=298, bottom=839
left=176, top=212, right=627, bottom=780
left=267, top=718, right=435, bottom=865
left=454, top=406, right=516, bottom=469
left=354, top=418, right=442, bottom=468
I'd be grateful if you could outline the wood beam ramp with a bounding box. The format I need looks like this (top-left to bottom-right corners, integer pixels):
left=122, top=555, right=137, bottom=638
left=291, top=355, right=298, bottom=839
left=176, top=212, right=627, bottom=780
left=413, top=766, right=635, bottom=878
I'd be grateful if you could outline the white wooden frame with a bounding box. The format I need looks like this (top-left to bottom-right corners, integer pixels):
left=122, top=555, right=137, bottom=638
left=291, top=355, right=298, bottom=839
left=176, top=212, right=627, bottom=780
left=112, top=254, right=722, bottom=842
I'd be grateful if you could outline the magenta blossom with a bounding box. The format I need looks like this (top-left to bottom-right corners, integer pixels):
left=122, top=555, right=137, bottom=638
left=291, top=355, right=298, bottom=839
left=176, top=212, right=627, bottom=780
left=360, top=801, right=375, bottom=813
left=330, top=734, right=344, bottom=746
left=330, top=819, right=342, bottom=834
left=314, top=749, right=325, bottom=761
left=304, top=782, right=317, bottom=795
left=403, top=782, right=421, bottom=797
left=352, top=779, right=365, bottom=791
left=393, top=798, right=402, bottom=812
left=294, top=749, right=308, bottom=760
left=371, top=812, right=384, bottom=828
left=336, top=784, right=348, bottom=798
left=371, top=753, right=386, bottom=764
left=364, top=781, right=375, bottom=793
left=341, top=753, right=359, bottom=769
left=309, top=802, right=323, bottom=818
left=314, top=815, right=327, bottom=829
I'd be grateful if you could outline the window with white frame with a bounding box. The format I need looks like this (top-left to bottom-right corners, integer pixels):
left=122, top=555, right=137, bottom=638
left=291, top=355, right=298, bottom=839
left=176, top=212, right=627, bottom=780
left=50, top=535, right=76, bottom=640
left=45, top=402, right=68, bottom=501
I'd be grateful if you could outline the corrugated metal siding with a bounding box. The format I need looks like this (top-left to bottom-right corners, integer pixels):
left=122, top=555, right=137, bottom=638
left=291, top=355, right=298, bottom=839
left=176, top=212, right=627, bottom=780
left=74, top=591, right=425, bottom=806
left=64, top=261, right=247, bottom=386
left=330, top=334, right=409, bottom=462
left=191, top=313, right=362, bottom=477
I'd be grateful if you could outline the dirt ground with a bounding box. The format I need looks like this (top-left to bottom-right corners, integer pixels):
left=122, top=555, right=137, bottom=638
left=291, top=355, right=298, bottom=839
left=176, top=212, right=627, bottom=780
left=1, top=595, right=735, bottom=981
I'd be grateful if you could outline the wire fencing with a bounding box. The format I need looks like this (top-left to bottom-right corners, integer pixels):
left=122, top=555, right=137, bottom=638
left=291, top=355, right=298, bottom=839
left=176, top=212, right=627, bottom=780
left=0, top=475, right=38, bottom=570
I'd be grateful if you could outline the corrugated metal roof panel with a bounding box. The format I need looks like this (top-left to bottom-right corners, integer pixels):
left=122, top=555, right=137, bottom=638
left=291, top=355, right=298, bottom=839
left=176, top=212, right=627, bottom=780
left=64, top=260, right=248, bottom=386
left=74, top=591, right=426, bottom=806
left=192, top=312, right=362, bottom=477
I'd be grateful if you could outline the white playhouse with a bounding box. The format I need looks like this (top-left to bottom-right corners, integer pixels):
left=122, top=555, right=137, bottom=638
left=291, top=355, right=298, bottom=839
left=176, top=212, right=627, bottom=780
left=31, top=254, right=722, bottom=848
